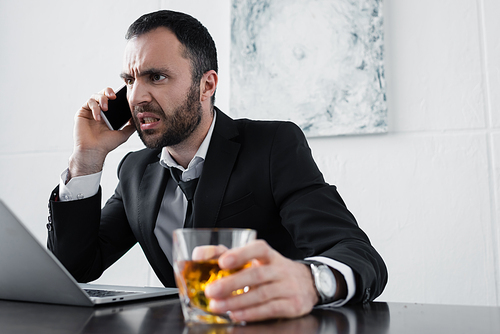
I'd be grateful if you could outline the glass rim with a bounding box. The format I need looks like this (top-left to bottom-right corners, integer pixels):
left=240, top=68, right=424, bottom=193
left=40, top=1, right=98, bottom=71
left=173, top=228, right=256, bottom=233
left=174, top=227, right=256, bottom=232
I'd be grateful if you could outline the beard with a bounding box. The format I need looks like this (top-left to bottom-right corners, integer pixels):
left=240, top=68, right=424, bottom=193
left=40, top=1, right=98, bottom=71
left=132, top=84, right=203, bottom=149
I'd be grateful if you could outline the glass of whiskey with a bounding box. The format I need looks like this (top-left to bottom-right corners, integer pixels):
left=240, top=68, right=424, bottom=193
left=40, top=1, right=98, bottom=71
left=173, top=228, right=256, bottom=325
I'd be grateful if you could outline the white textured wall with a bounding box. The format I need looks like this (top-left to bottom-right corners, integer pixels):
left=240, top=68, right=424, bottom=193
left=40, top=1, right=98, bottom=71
left=0, top=0, right=498, bottom=306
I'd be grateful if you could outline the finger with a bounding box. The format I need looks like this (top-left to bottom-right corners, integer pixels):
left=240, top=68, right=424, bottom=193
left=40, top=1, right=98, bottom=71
left=205, top=263, right=277, bottom=299
left=79, top=97, right=100, bottom=120
left=102, top=87, right=116, bottom=100
left=209, top=279, right=290, bottom=313
left=91, top=94, right=108, bottom=113
left=85, top=98, right=103, bottom=122
left=192, top=245, right=228, bottom=261
left=97, top=87, right=117, bottom=108
left=230, top=298, right=310, bottom=322
left=219, top=239, right=276, bottom=269
left=90, top=87, right=115, bottom=114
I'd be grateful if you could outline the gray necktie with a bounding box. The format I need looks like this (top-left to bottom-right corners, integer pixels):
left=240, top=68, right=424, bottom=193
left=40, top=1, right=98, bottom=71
left=169, top=167, right=199, bottom=228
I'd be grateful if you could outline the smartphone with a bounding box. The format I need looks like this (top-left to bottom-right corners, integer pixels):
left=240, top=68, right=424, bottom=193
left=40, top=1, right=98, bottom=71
left=100, top=86, right=132, bottom=130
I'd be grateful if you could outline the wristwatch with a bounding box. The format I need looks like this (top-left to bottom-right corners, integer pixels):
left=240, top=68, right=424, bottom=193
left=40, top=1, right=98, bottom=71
left=299, top=260, right=337, bottom=305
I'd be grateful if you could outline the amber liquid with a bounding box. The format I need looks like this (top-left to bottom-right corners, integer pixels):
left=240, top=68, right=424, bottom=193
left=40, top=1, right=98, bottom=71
left=178, top=259, right=251, bottom=314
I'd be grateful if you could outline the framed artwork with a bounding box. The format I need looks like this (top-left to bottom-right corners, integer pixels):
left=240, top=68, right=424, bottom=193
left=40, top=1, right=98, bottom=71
left=230, top=0, right=387, bottom=137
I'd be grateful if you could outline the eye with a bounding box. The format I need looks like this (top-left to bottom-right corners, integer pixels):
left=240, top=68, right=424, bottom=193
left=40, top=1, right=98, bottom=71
left=151, top=74, right=166, bottom=82
left=124, top=77, right=134, bottom=86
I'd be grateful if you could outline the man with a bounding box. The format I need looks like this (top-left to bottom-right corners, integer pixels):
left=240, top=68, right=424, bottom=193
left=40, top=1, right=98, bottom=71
left=47, top=10, right=387, bottom=322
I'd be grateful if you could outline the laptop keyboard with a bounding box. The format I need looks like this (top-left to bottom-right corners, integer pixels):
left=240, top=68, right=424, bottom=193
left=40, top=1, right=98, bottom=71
left=83, top=289, right=140, bottom=297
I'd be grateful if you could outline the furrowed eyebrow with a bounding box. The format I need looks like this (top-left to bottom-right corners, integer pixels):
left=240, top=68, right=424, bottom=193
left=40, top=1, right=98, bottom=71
left=120, top=72, right=133, bottom=80
left=120, top=67, right=171, bottom=80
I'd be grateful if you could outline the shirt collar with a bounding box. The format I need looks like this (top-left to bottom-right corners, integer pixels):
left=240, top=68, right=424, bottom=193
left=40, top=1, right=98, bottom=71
left=159, top=112, right=217, bottom=175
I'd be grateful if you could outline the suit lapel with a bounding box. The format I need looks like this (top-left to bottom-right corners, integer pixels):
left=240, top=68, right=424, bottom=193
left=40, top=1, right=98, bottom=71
left=193, top=109, right=240, bottom=228
left=138, top=158, right=166, bottom=235
left=137, top=153, right=175, bottom=285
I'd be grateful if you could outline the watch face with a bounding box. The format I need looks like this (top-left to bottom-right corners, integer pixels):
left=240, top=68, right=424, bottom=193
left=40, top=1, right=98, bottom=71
left=318, top=266, right=336, bottom=298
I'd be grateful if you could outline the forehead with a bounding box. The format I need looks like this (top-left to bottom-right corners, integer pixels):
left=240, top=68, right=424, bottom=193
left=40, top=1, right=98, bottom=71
left=123, top=27, right=191, bottom=75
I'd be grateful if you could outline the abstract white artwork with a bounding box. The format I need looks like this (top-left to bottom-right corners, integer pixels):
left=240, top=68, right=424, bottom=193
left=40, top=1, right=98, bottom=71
left=230, top=0, right=387, bottom=137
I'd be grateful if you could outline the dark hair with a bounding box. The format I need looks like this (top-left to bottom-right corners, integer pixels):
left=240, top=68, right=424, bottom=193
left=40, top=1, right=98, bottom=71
left=126, top=10, right=218, bottom=104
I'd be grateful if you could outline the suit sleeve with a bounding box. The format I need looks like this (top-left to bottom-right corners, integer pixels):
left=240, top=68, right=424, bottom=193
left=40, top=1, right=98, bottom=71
left=47, top=158, right=137, bottom=283
left=269, top=122, right=388, bottom=303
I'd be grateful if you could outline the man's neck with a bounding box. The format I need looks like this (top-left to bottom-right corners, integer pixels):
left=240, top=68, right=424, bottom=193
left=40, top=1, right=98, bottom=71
left=166, top=109, right=215, bottom=169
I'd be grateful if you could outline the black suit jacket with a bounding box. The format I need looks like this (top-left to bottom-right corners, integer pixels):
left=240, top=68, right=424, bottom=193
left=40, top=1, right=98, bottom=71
left=48, top=108, right=387, bottom=303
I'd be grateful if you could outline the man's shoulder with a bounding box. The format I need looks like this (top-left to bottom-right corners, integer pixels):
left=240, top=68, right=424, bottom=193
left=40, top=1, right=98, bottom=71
left=232, top=117, right=306, bottom=144
left=118, top=148, right=161, bottom=173
left=218, top=109, right=304, bottom=139
left=123, top=147, right=161, bottom=161
left=237, top=117, right=301, bottom=130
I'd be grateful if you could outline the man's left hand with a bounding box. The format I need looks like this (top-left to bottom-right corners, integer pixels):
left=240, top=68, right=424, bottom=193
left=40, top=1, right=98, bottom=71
left=204, top=239, right=319, bottom=322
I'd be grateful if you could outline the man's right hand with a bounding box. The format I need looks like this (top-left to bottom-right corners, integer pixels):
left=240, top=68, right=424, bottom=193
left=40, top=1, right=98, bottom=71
left=68, top=87, right=136, bottom=181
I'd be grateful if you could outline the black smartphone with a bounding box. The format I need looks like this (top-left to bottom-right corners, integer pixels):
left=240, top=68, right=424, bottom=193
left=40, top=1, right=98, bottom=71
left=100, top=86, right=132, bottom=130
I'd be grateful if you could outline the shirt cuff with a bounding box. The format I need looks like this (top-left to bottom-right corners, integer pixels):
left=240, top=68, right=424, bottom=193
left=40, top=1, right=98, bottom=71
left=305, top=256, right=356, bottom=307
left=59, top=169, right=101, bottom=201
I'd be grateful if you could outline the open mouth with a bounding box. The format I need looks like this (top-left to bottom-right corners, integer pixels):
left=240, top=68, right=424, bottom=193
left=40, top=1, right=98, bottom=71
left=136, top=112, right=162, bottom=130
left=142, top=117, right=160, bottom=124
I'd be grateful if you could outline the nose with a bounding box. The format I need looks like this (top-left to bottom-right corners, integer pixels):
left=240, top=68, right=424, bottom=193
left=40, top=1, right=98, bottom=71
left=127, top=81, right=151, bottom=108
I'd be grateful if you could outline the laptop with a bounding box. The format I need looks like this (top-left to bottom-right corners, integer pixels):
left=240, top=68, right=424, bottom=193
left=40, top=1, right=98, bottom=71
left=0, top=200, right=178, bottom=307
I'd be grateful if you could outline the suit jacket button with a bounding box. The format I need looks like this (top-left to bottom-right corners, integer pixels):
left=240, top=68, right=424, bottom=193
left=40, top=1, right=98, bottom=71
left=46, top=223, right=53, bottom=231
left=363, top=288, right=371, bottom=303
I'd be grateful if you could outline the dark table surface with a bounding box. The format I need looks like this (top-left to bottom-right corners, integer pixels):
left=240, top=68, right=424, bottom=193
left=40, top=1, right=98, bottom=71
left=1, top=296, right=499, bottom=334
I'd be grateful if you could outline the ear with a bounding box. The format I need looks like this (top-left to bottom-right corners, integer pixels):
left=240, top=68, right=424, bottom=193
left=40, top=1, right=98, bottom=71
left=200, top=70, right=218, bottom=102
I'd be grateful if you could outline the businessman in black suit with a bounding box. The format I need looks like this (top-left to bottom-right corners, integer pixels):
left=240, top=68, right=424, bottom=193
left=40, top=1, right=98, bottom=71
left=47, top=10, right=387, bottom=322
